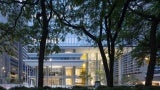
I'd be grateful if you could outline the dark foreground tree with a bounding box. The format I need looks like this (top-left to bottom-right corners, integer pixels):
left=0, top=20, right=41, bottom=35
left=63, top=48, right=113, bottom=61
left=37, top=0, right=50, bottom=87
left=52, top=0, right=131, bottom=87
left=0, top=1, right=40, bottom=83
left=0, top=0, right=62, bottom=88
left=127, top=0, right=160, bottom=86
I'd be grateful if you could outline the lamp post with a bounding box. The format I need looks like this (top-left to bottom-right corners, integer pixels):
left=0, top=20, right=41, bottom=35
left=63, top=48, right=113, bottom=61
left=49, top=59, right=52, bottom=87
left=145, top=56, right=150, bottom=64
left=2, top=67, right=5, bottom=75
left=118, top=57, right=122, bottom=85
left=2, top=66, right=5, bottom=83
left=127, top=75, right=130, bottom=85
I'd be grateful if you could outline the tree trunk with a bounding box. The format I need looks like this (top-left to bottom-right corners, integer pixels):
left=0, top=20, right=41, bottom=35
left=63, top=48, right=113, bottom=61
left=97, top=41, right=112, bottom=87
left=38, top=0, right=49, bottom=88
left=109, top=41, right=115, bottom=87
left=145, top=20, right=158, bottom=86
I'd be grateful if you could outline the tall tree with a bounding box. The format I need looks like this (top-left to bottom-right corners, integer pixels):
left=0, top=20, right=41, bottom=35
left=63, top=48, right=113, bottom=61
left=126, top=0, right=160, bottom=86
left=0, top=0, right=37, bottom=83
left=52, top=0, right=131, bottom=87
left=0, top=0, right=62, bottom=87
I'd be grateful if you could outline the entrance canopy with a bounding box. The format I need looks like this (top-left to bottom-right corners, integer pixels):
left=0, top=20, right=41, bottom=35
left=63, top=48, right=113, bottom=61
left=23, top=60, right=84, bottom=67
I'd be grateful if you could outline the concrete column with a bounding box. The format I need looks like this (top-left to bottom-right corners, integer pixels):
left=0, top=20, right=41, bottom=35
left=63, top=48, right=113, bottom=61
left=18, top=43, right=23, bottom=82
left=62, top=66, right=66, bottom=86
left=95, top=53, right=99, bottom=81
left=35, top=66, right=38, bottom=87
left=46, top=66, right=49, bottom=86
left=25, top=64, right=27, bottom=83
left=26, top=65, right=28, bottom=84
left=118, top=57, right=122, bottom=85
left=85, top=53, right=88, bottom=86
left=33, top=67, right=36, bottom=86
left=72, top=66, right=76, bottom=85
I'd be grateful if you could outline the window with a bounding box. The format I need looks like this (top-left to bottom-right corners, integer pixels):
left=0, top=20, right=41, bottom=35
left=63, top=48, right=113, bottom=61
left=75, top=78, right=82, bottom=84
left=66, top=68, right=72, bottom=76
left=75, top=68, right=82, bottom=76
left=66, top=78, right=72, bottom=85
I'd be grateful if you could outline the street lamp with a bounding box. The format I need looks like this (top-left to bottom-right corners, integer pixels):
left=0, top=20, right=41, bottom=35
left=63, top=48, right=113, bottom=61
left=49, top=58, right=52, bottom=87
left=1, top=67, right=5, bottom=83
left=2, top=67, right=5, bottom=70
left=2, top=66, right=5, bottom=74
left=145, top=57, right=150, bottom=64
left=127, top=75, right=130, bottom=85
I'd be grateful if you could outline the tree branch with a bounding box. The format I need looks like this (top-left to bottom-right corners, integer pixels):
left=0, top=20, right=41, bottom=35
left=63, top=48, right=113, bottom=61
left=99, top=0, right=106, bottom=41
left=128, top=7, right=155, bottom=21
left=52, top=9, right=97, bottom=41
left=113, top=0, right=131, bottom=41
left=14, top=1, right=26, bottom=28
left=105, top=0, right=117, bottom=18
left=105, top=18, right=111, bottom=56
left=47, top=0, right=53, bottom=22
left=0, top=0, right=39, bottom=5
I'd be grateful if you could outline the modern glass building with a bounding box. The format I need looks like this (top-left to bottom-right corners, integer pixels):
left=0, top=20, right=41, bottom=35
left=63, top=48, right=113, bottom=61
left=23, top=34, right=105, bottom=87
left=0, top=43, right=27, bottom=84
left=24, top=46, right=104, bottom=87
left=23, top=34, right=160, bottom=87
left=114, top=48, right=160, bottom=86
left=1, top=34, right=159, bottom=87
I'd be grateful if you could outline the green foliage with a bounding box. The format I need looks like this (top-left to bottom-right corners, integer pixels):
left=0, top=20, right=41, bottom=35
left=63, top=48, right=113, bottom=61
left=131, top=42, right=150, bottom=66
left=96, top=86, right=160, bottom=90
left=96, top=86, right=134, bottom=90
left=0, top=0, right=63, bottom=56
left=0, top=0, right=36, bottom=56
left=115, top=45, right=124, bottom=60
left=121, top=0, right=160, bottom=68
left=70, top=0, right=85, bottom=6
left=45, top=44, right=60, bottom=55
left=144, top=1, right=160, bottom=17
left=141, top=86, right=160, bottom=90
left=8, top=86, right=71, bottom=90
left=72, top=86, right=89, bottom=90
left=52, top=0, right=132, bottom=86
left=122, top=74, right=139, bottom=85
left=131, top=31, right=160, bottom=66
left=9, top=86, right=29, bottom=90
left=3, top=86, right=160, bottom=90
left=95, top=70, right=106, bottom=84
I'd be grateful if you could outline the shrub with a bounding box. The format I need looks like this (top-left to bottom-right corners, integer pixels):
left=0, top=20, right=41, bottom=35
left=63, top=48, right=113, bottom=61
left=72, top=86, right=89, bottom=90
left=43, top=86, right=52, bottom=90
left=96, top=86, right=112, bottom=90
left=9, top=86, right=29, bottom=90
left=135, top=84, right=144, bottom=90
left=96, top=86, right=134, bottom=90
left=139, top=86, right=160, bottom=90
left=52, top=87, right=70, bottom=90
left=0, top=86, right=6, bottom=90
left=113, top=86, right=132, bottom=90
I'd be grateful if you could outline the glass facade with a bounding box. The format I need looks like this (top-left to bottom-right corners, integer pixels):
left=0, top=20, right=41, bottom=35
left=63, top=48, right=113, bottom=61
left=24, top=47, right=105, bottom=87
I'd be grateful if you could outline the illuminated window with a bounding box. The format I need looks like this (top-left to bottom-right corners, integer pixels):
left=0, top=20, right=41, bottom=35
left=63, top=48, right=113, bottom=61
left=66, top=78, right=72, bottom=85
left=66, top=67, right=72, bottom=76
left=75, top=68, right=82, bottom=76
left=75, top=78, right=82, bottom=84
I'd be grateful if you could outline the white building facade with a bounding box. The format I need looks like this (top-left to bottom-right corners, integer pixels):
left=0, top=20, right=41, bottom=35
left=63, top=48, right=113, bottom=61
left=24, top=45, right=104, bottom=87
left=23, top=35, right=160, bottom=87
left=114, top=47, right=160, bottom=86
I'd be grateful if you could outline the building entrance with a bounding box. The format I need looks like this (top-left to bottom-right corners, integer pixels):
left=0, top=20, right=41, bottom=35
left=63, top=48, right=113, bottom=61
left=45, top=77, right=62, bottom=86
